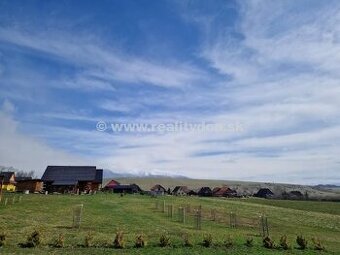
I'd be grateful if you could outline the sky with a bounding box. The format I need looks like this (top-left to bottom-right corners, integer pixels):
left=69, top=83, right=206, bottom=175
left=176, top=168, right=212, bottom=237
left=0, top=0, right=340, bottom=184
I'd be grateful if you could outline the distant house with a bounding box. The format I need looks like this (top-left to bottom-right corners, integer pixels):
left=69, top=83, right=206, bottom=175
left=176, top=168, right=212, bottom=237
left=289, top=190, right=304, bottom=200
left=103, top=179, right=120, bottom=190
left=0, top=172, right=16, bottom=192
left=187, top=189, right=198, bottom=196
left=41, top=166, right=103, bottom=193
left=16, top=179, right=43, bottom=193
left=111, top=184, right=142, bottom=194
left=172, top=186, right=190, bottom=196
left=197, top=187, right=212, bottom=197
left=255, top=188, right=274, bottom=198
left=150, top=184, right=166, bottom=195
left=213, top=186, right=237, bottom=197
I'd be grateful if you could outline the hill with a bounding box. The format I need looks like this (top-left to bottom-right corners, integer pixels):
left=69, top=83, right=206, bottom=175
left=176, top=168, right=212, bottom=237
left=112, top=177, right=340, bottom=200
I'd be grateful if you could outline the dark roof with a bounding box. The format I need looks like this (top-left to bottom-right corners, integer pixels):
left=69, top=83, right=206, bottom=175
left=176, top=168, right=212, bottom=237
left=198, top=187, right=212, bottom=196
left=289, top=190, right=303, bottom=197
left=95, top=169, right=103, bottom=183
left=151, top=184, right=166, bottom=191
left=16, top=179, right=42, bottom=183
left=112, top=184, right=142, bottom=192
left=16, top=176, right=33, bottom=181
left=41, top=166, right=102, bottom=185
left=255, top=188, right=274, bottom=197
left=172, top=186, right=190, bottom=194
left=0, top=172, right=15, bottom=183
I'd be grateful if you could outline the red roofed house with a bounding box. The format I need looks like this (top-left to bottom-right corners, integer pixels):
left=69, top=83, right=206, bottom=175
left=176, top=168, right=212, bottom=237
left=104, top=179, right=120, bottom=190
left=213, top=186, right=237, bottom=197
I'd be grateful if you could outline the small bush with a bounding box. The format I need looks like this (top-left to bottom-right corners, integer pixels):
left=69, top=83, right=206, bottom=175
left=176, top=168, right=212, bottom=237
left=113, top=231, right=125, bottom=249
left=279, top=235, right=289, bottom=250
left=23, top=230, right=42, bottom=248
left=202, top=234, right=213, bottom=247
left=263, top=236, right=275, bottom=249
left=312, top=237, right=325, bottom=251
left=296, top=235, right=307, bottom=250
left=224, top=235, right=233, bottom=248
left=52, top=233, right=64, bottom=248
left=84, top=232, right=94, bottom=247
left=134, top=234, right=146, bottom=248
left=245, top=237, right=253, bottom=247
left=182, top=233, right=193, bottom=247
left=0, top=232, right=6, bottom=247
left=159, top=233, right=171, bottom=247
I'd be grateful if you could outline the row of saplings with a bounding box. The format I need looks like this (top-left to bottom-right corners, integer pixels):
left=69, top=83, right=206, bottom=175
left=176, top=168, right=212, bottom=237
left=0, top=230, right=325, bottom=251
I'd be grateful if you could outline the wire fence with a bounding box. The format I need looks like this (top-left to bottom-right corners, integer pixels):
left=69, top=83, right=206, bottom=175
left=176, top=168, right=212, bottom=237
left=154, top=200, right=266, bottom=232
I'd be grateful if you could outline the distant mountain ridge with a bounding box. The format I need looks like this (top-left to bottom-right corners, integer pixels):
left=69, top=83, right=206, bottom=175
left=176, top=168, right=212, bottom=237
left=314, top=184, right=340, bottom=189
left=103, top=169, right=189, bottom=179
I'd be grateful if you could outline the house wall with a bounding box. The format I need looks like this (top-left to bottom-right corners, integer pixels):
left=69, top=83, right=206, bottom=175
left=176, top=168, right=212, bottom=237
left=16, top=181, right=43, bottom=193
left=1, top=184, right=16, bottom=192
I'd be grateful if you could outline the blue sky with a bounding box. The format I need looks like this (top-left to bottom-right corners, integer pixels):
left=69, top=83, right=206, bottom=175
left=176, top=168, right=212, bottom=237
left=1, top=0, right=340, bottom=184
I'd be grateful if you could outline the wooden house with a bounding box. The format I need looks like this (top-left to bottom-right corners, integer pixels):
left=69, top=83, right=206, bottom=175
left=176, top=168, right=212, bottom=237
left=41, top=166, right=103, bottom=193
left=172, top=186, right=190, bottom=196
left=254, top=188, right=274, bottom=198
left=111, top=184, right=142, bottom=194
left=197, top=187, right=212, bottom=197
left=16, top=178, right=43, bottom=193
left=150, top=184, right=166, bottom=195
left=213, top=186, right=237, bottom=197
left=0, top=172, right=16, bottom=192
left=103, top=179, right=120, bottom=190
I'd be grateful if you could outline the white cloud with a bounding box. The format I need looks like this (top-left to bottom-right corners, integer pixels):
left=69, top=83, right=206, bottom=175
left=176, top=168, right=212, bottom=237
left=0, top=106, right=88, bottom=176
left=0, top=28, right=206, bottom=89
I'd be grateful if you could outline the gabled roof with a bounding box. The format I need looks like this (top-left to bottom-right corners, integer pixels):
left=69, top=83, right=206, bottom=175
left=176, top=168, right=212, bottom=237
left=104, top=179, right=120, bottom=188
left=172, top=186, right=190, bottom=193
left=213, top=186, right=236, bottom=196
left=41, top=166, right=102, bottom=185
left=151, top=184, right=166, bottom=191
left=0, top=171, right=15, bottom=183
left=255, top=188, right=274, bottom=197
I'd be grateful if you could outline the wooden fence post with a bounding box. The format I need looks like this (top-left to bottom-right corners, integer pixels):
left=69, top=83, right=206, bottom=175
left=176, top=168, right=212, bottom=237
left=211, top=209, right=216, bottom=221
left=194, top=208, right=202, bottom=230
left=259, top=215, right=269, bottom=237
left=73, top=204, right=84, bottom=229
left=230, top=212, right=237, bottom=228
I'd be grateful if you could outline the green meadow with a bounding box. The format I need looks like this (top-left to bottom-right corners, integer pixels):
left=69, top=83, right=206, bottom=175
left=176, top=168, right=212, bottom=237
left=0, top=193, right=339, bottom=254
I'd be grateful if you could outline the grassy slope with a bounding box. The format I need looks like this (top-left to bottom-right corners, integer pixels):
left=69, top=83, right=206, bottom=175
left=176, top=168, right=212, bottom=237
left=0, top=193, right=339, bottom=254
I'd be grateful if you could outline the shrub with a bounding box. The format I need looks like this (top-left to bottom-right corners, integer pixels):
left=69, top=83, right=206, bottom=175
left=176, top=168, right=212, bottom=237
left=113, top=231, right=125, bottom=249
left=24, top=230, right=42, bottom=248
left=159, top=233, right=171, bottom=247
left=224, top=235, right=233, bottom=248
left=279, top=235, right=289, bottom=250
left=52, top=233, right=64, bottom=248
left=84, top=232, right=94, bottom=247
left=0, top=232, right=6, bottom=247
left=202, top=234, right=213, bottom=247
left=312, top=237, right=325, bottom=251
left=296, top=235, right=307, bottom=250
left=134, top=234, right=146, bottom=248
left=263, top=236, right=275, bottom=249
left=182, top=233, right=193, bottom=247
left=245, top=237, right=253, bottom=247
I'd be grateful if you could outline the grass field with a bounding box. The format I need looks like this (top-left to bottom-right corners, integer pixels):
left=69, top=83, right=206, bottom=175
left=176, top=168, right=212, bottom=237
left=0, top=193, right=340, bottom=254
